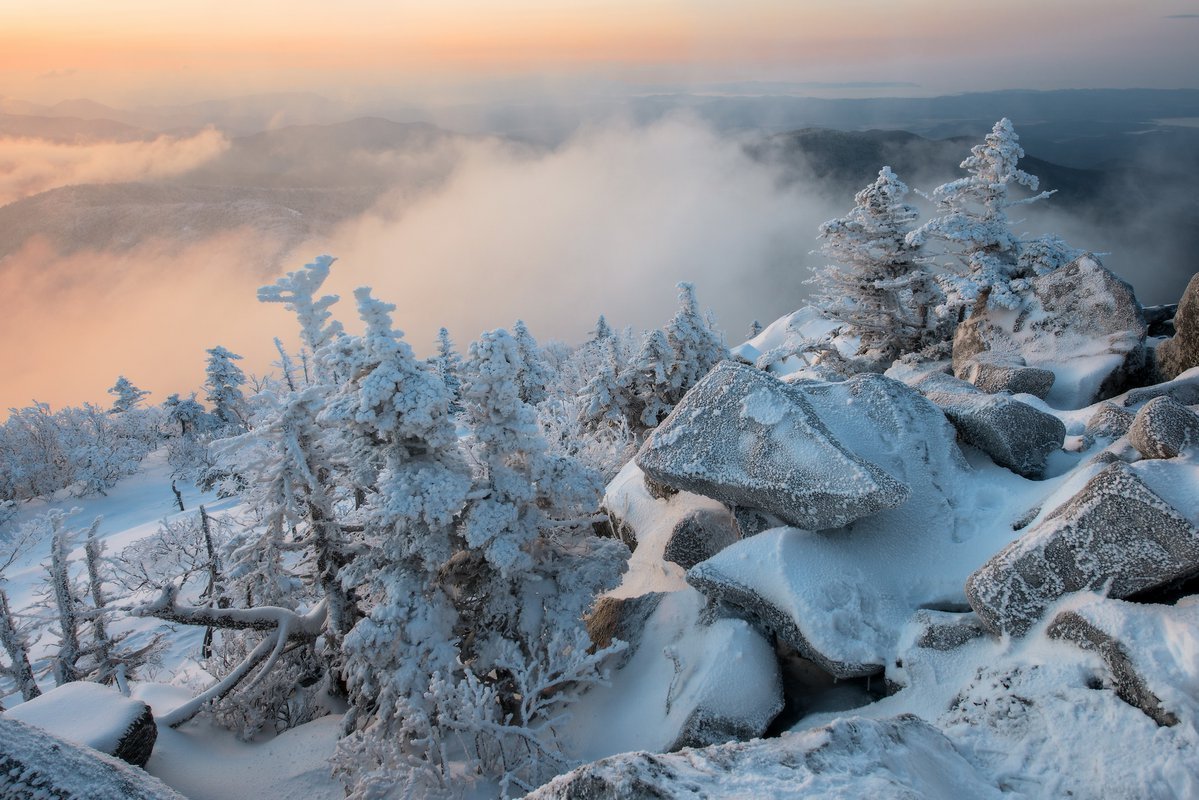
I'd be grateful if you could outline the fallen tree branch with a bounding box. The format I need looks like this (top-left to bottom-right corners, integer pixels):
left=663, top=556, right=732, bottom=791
left=132, top=584, right=327, bottom=728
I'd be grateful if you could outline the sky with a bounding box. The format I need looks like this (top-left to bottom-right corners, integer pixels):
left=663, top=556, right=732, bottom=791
left=2, top=0, right=1197, bottom=105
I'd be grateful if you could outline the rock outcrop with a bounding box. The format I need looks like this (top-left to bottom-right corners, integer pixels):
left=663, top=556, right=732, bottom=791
left=636, top=362, right=910, bottom=531
left=965, top=462, right=1199, bottom=636
left=913, top=372, right=1065, bottom=478
left=1155, top=272, right=1199, bottom=381
left=952, top=256, right=1147, bottom=408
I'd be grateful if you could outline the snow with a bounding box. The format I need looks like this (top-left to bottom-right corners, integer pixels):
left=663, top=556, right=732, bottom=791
left=3, top=680, right=146, bottom=755
left=563, top=588, right=781, bottom=760
left=146, top=713, right=345, bottom=800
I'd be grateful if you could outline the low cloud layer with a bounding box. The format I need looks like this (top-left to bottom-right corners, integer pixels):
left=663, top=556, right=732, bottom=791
left=0, top=128, right=228, bottom=205
left=2, top=114, right=1193, bottom=413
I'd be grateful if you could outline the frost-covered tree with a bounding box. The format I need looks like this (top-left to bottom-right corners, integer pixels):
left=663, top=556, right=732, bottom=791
left=83, top=523, right=161, bottom=691
left=579, top=337, right=632, bottom=433
left=204, top=346, right=248, bottom=430
left=447, top=328, right=626, bottom=793
left=591, top=315, right=613, bottom=344
left=624, top=327, right=677, bottom=430
left=663, top=282, right=726, bottom=405
left=41, top=511, right=88, bottom=686
left=811, top=166, right=942, bottom=365
left=163, top=394, right=207, bottom=437
left=257, top=255, right=344, bottom=382
left=512, top=320, right=552, bottom=406
left=429, top=327, right=464, bottom=415
left=331, top=288, right=471, bottom=746
left=748, top=320, right=763, bottom=339
left=906, top=118, right=1058, bottom=310
left=0, top=586, right=40, bottom=701
left=107, top=376, right=149, bottom=414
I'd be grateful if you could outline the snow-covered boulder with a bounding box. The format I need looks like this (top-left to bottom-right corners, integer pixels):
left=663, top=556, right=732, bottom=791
left=635, top=362, right=910, bottom=531
left=1155, top=271, right=1199, bottom=381
left=955, top=353, right=1055, bottom=399
left=1128, top=395, right=1199, bottom=459
left=952, top=256, right=1147, bottom=409
left=687, top=374, right=979, bottom=678
left=1084, top=402, right=1134, bottom=441
left=1047, top=598, right=1184, bottom=727
left=566, top=589, right=782, bottom=758
left=914, top=372, right=1065, bottom=478
left=0, top=717, right=184, bottom=800
left=965, top=462, right=1199, bottom=636
left=532, top=715, right=1002, bottom=800
left=2, top=681, right=158, bottom=767
left=663, top=508, right=742, bottom=570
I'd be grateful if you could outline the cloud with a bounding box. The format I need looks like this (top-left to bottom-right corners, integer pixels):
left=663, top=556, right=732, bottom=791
left=0, top=129, right=229, bottom=206
left=0, top=231, right=288, bottom=412
left=307, top=116, right=826, bottom=353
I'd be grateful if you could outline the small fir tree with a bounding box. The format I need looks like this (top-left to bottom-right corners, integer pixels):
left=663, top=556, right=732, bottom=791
left=107, top=376, right=149, bottom=414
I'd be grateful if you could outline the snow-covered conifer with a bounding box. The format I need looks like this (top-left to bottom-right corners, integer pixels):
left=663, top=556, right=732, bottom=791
left=107, top=376, right=149, bottom=414
left=663, top=282, right=726, bottom=405
left=812, top=166, right=941, bottom=365
left=204, top=346, right=248, bottom=430
left=591, top=314, right=613, bottom=344
left=906, top=118, right=1057, bottom=310
left=429, top=327, right=464, bottom=415
left=512, top=320, right=552, bottom=406
left=331, top=288, right=471, bottom=741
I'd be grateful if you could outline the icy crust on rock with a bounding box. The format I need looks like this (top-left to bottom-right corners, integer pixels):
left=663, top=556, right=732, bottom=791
left=953, top=256, right=1147, bottom=409
left=0, top=717, right=185, bottom=800
left=531, top=715, right=1003, bottom=800
left=565, top=589, right=783, bottom=760
left=966, top=461, right=1199, bottom=636
left=3, top=681, right=152, bottom=760
left=1122, top=365, right=1199, bottom=408
left=686, top=374, right=1006, bottom=677
left=913, top=371, right=1065, bottom=478
left=635, top=362, right=910, bottom=531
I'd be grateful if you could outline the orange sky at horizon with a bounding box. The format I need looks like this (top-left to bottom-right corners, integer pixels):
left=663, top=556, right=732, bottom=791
left=2, top=0, right=1195, bottom=105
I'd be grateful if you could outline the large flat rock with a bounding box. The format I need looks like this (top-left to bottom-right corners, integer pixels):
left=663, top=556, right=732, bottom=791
left=635, top=362, right=910, bottom=531
left=686, top=374, right=993, bottom=678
